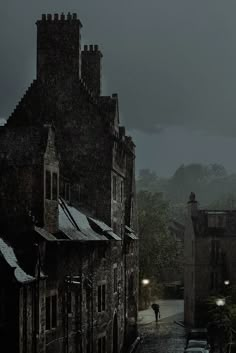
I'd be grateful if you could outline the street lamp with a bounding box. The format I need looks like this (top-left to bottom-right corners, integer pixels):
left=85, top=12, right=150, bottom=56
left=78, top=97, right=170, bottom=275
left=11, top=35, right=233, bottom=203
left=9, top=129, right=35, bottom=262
left=216, top=297, right=226, bottom=353
left=224, top=280, right=230, bottom=286
left=142, top=279, right=150, bottom=286
left=216, top=298, right=226, bottom=307
left=141, top=279, right=150, bottom=309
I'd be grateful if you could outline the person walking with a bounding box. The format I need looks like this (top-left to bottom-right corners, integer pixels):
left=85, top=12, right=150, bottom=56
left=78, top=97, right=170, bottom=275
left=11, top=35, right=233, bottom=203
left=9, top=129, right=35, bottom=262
left=151, top=303, right=161, bottom=322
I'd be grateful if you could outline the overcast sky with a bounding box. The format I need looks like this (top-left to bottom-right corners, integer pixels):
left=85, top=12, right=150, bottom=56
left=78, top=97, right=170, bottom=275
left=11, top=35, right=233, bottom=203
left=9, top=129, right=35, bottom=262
left=2, top=0, right=236, bottom=176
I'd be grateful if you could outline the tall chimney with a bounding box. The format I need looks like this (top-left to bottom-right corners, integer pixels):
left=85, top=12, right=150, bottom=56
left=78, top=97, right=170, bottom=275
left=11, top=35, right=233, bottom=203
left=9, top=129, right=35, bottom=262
left=36, top=13, right=83, bottom=82
left=81, top=44, right=103, bottom=96
left=187, top=192, right=199, bottom=218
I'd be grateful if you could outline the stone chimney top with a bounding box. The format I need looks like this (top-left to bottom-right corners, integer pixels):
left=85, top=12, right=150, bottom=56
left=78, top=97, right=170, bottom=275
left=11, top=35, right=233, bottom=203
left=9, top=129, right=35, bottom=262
left=189, top=192, right=196, bottom=202
left=187, top=192, right=198, bottom=218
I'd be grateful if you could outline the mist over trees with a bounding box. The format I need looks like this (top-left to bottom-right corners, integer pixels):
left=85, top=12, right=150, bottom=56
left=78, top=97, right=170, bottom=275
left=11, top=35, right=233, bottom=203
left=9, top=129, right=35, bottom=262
left=137, top=163, right=236, bottom=210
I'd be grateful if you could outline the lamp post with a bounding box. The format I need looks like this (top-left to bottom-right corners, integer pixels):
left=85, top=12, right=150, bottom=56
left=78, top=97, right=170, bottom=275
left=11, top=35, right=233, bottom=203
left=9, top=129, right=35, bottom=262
left=141, top=279, right=150, bottom=309
left=224, top=280, right=230, bottom=298
left=216, top=297, right=226, bottom=353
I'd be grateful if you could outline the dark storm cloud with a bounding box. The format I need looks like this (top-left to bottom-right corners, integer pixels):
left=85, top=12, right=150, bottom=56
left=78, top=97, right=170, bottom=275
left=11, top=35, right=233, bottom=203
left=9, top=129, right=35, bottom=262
left=1, top=0, right=236, bottom=136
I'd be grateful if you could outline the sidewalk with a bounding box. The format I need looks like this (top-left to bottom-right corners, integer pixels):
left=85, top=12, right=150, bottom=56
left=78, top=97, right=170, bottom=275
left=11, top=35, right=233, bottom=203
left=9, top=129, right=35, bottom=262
left=138, top=299, right=184, bottom=325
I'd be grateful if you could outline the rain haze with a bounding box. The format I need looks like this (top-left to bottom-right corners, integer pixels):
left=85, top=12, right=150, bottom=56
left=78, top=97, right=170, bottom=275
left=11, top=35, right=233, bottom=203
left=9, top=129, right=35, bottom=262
left=1, top=0, right=236, bottom=176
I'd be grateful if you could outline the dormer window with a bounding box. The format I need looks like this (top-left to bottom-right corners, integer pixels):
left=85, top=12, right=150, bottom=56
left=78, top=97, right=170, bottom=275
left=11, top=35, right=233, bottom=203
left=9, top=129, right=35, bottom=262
left=46, top=171, right=51, bottom=200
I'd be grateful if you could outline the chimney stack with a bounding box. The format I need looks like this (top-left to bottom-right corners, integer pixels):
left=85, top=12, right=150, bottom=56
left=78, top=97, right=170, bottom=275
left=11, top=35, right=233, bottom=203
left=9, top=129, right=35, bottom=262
left=36, top=13, right=83, bottom=82
left=81, top=44, right=103, bottom=96
left=187, top=192, right=199, bottom=218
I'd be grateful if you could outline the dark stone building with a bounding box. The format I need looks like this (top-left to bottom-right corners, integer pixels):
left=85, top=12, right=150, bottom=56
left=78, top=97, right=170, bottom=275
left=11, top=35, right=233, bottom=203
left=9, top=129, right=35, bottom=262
left=184, top=193, right=236, bottom=326
left=0, top=13, right=138, bottom=353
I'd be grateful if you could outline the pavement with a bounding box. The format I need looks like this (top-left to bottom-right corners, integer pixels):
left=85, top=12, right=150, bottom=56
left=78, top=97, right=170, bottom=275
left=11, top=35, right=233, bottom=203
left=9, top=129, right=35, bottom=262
left=137, top=300, right=186, bottom=353
left=138, top=299, right=184, bottom=325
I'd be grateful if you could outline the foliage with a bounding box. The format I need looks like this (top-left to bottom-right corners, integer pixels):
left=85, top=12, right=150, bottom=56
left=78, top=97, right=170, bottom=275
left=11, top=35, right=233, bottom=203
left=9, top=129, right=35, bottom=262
left=138, top=190, right=181, bottom=282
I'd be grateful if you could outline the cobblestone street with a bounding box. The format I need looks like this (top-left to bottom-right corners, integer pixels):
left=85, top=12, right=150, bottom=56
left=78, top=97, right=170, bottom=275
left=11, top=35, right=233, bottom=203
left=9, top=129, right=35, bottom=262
left=137, top=301, right=186, bottom=353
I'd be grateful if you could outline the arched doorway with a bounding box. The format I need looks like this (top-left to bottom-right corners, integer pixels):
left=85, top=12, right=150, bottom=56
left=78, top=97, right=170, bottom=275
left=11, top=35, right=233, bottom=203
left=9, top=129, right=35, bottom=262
left=112, top=313, right=118, bottom=353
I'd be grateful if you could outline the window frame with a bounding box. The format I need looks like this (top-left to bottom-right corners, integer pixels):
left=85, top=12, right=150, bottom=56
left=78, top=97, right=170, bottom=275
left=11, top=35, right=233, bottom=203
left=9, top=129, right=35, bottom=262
left=113, top=265, right=118, bottom=293
left=97, top=282, right=106, bottom=312
left=52, top=172, right=58, bottom=201
left=97, top=334, right=106, bottom=353
left=113, top=175, right=117, bottom=201
left=45, top=170, right=51, bottom=200
left=45, top=292, right=58, bottom=331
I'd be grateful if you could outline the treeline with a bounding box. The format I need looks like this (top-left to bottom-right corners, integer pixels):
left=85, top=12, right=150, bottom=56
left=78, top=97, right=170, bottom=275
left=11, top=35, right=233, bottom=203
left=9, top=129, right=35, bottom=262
left=137, top=164, right=236, bottom=211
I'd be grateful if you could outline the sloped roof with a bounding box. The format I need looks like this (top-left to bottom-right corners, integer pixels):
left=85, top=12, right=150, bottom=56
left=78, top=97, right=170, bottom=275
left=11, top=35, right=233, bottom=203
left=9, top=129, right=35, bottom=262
left=0, top=238, right=35, bottom=283
left=59, top=198, right=108, bottom=241
left=88, top=217, right=121, bottom=241
left=125, top=225, right=138, bottom=240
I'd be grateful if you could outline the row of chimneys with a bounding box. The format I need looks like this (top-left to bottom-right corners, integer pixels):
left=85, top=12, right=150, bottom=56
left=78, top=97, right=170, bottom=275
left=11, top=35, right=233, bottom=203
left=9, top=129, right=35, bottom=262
left=40, top=13, right=79, bottom=22
left=84, top=45, right=100, bottom=52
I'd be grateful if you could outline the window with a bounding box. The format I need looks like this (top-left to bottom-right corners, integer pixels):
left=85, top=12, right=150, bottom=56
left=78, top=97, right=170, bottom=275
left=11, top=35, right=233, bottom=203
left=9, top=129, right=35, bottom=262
left=51, top=295, right=57, bottom=328
left=98, top=284, right=106, bottom=312
left=114, top=267, right=118, bottom=293
left=52, top=173, right=58, bottom=200
left=65, top=182, right=70, bottom=202
left=113, top=175, right=117, bottom=200
left=46, top=297, right=50, bottom=330
left=130, top=199, right=134, bottom=223
left=0, top=289, right=5, bottom=323
left=46, top=295, right=57, bottom=330
left=211, top=240, right=220, bottom=264
left=86, top=288, right=90, bottom=311
left=120, top=180, right=124, bottom=202
left=86, top=333, right=91, bottom=353
left=120, top=224, right=123, bottom=236
left=46, top=171, right=51, bottom=200
left=97, top=336, right=106, bottom=353
left=210, top=272, right=218, bottom=290
left=67, top=291, right=72, bottom=314
left=113, top=221, right=117, bottom=234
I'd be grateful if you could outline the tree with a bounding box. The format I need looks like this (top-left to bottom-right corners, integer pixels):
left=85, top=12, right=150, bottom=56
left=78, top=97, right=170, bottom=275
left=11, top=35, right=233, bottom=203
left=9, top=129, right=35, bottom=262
left=138, top=190, right=181, bottom=283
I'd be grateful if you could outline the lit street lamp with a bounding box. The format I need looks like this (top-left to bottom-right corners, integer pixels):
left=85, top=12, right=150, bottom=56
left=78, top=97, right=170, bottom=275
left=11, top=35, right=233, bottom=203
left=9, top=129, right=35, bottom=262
left=142, top=279, right=150, bottom=286
left=216, top=297, right=226, bottom=353
left=216, top=298, right=226, bottom=307
left=141, top=279, right=150, bottom=309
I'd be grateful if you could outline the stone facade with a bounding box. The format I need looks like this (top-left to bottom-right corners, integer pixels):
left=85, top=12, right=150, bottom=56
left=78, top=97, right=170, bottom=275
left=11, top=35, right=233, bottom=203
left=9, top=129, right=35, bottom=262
left=0, top=12, right=138, bottom=353
left=184, top=193, right=236, bottom=327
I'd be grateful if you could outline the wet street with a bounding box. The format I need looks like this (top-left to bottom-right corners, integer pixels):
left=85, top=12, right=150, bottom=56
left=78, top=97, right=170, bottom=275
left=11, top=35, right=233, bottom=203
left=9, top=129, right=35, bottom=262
left=137, top=300, right=186, bottom=353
